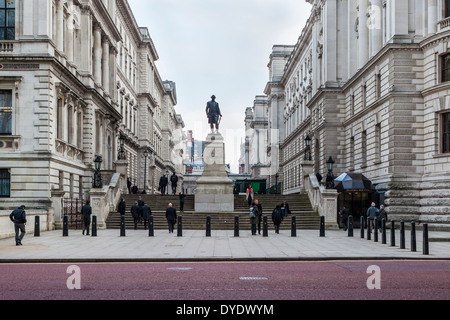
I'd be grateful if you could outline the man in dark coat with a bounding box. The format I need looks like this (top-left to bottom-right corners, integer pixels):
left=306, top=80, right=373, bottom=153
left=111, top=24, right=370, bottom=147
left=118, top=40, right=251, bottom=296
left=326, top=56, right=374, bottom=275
left=171, top=172, right=178, bottom=195
left=165, top=203, right=177, bottom=233
left=9, top=205, right=27, bottom=246
left=159, top=174, right=168, bottom=195
left=130, top=201, right=140, bottom=230
left=137, top=196, right=145, bottom=223
left=117, top=198, right=126, bottom=216
left=142, top=202, right=152, bottom=230
left=341, top=205, right=351, bottom=231
left=127, top=178, right=132, bottom=194
left=81, top=201, right=92, bottom=236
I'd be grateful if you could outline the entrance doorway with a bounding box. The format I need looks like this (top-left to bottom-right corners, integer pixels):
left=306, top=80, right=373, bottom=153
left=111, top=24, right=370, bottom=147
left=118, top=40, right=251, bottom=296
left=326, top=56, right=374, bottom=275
left=338, top=192, right=371, bottom=228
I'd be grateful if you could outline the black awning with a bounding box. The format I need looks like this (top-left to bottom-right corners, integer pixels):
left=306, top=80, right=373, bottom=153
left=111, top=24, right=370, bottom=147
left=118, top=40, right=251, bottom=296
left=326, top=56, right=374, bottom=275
left=334, top=172, right=373, bottom=193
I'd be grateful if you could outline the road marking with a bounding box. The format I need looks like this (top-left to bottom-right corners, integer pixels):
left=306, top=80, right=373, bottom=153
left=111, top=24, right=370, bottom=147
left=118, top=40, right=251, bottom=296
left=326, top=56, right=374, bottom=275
left=239, top=277, right=268, bottom=280
left=168, top=267, right=193, bottom=270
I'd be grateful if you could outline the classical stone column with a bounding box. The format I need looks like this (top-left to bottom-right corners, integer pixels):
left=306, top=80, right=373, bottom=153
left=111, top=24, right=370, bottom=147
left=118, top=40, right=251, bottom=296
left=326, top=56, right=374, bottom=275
left=93, top=25, right=103, bottom=86
left=102, top=38, right=110, bottom=95
left=55, top=0, right=64, bottom=52
left=428, top=0, right=437, bottom=35
left=66, top=18, right=74, bottom=62
left=370, top=0, right=382, bottom=57
left=358, top=0, right=369, bottom=69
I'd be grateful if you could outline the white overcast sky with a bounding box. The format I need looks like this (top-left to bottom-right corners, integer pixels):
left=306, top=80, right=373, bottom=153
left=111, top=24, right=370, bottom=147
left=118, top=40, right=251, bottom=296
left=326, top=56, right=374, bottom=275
left=128, top=0, right=312, bottom=173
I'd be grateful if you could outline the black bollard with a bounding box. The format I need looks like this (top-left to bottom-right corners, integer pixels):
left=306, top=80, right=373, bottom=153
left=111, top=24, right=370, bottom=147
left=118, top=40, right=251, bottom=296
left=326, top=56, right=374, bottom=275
left=400, top=221, right=405, bottom=249
left=206, top=216, right=211, bottom=237
left=234, top=216, right=239, bottom=237
left=381, top=219, right=387, bottom=244
left=367, top=217, right=371, bottom=241
left=120, top=215, right=126, bottom=237
left=263, top=216, right=268, bottom=237
left=177, top=215, right=183, bottom=237
left=360, top=216, right=365, bottom=239
left=374, top=219, right=378, bottom=242
left=34, top=216, right=40, bottom=237
left=91, top=216, right=97, bottom=237
left=411, top=221, right=416, bottom=252
left=148, top=216, right=154, bottom=237
left=423, top=223, right=429, bottom=255
left=319, top=216, right=325, bottom=237
left=390, top=220, right=396, bottom=247
left=291, top=216, right=297, bottom=237
left=348, top=216, right=354, bottom=237
left=63, top=215, right=69, bottom=237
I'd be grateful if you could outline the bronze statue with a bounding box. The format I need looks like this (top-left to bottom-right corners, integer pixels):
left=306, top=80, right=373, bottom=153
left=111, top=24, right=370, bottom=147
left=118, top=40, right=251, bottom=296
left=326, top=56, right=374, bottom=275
left=206, top=95, right=222, bottom=133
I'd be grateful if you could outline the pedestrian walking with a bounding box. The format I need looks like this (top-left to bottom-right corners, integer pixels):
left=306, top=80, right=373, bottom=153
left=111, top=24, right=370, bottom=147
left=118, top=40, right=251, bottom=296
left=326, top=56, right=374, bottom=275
left=246, top=184, right=253, bottom=207
left=142, top=202, right=152, bottom=230
left=117, top=198, right=126, bottom=216
left=137, top=196, right=145, bottom=223
left=272, top=205, right=283, bottom=234
left=9, top=205, right=26, bottom=246
left=341, top=205, right=351, bottom=231
left=249, top=202, right=259, bottom=235
left=171, top=172, right=178, bottom=195
left=159, top=174, right=168, bottom=195
left=255, top=199, right=263, bottom=235
left=165, top=203, right=177, bottom=233
left=81, top=200, right=92, bottom=236
left=127, top=178, right=132, bottom=194
left=366, top=202, right=379, bottom=232
left=179, top=191, right=186, bottom=212
left=131, top=201, right=140, bottom=230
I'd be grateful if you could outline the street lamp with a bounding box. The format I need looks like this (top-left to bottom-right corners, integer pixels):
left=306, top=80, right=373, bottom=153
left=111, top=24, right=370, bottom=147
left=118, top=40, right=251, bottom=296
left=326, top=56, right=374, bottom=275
left=93, top=155, right=103, bottom=188
left=118, top=133, right=126, bottom=160
left=304, top=135, right=312, bottom=161
left=143, top=150, right=149, bottom=192
left=327, top=156, right=335, bottom=172
left=275, top=172, right=279, bottom=194
left=166, top=170, right=169, bottom=195
left=326, top=156, right=335, bottom=189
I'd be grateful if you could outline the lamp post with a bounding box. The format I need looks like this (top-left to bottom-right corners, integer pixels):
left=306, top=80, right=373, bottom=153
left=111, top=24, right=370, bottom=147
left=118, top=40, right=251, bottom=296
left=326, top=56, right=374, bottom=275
left=93, top=155, right=103, bottom=188
left=327, top=156, right=335, bottom=172
left=118, top=133, right=126, bottom=160
left=275, top=172, right=279, bottom=194
left=326, top=156, right=335, bottom=189
left=143, top=150, right=149, bottom=192
left=166, top=170, right=169, bottom=195
left=304, top=135, right=312, bottom=161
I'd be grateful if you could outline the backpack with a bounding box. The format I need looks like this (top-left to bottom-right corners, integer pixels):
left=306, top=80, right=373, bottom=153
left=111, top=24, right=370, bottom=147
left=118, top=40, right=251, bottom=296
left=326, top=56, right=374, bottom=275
left=274, top=209, right=281, bottom=218
left=249, top=207, right=256, bottom=218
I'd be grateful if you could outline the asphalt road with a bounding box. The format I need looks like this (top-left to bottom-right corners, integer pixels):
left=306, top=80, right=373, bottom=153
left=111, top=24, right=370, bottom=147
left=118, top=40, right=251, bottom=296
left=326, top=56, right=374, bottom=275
left=1, top=261, right=449, bottom=302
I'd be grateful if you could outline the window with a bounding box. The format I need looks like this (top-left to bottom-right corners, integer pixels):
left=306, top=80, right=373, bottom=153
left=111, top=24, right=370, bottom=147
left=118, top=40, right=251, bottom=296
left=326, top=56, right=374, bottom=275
left=0, top=169, right=10, bottom=197
left=443, top=113, right=450, bottom=153
left=361, top=131, right=367, bottom=167
left=446, top=0, right=450, bottom=18
left=0, top=0, right=15, bottom=40
left=0, top=90, right=12, bottom=135
left=442, top=54, right=450, bottom=83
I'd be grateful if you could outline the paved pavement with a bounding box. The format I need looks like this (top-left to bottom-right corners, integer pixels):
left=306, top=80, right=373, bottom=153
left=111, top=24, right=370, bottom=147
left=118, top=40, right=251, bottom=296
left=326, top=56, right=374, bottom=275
left=1, top=227, right=449, bottom=262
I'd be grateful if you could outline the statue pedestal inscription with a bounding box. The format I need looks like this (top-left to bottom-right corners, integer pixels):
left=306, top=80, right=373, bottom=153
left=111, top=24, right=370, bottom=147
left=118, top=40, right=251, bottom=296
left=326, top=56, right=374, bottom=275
left=195, top=133, right=234, bottom=212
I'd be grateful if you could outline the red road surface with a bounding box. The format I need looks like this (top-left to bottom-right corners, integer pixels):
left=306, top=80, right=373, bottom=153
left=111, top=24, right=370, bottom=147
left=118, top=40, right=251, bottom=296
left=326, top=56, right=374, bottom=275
left=0, top=261, right=449, bottom=301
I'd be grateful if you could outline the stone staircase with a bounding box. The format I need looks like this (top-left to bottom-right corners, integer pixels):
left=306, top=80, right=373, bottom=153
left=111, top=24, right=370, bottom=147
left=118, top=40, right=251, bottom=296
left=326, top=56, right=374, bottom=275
left=106, top=193, right=320, bottom=231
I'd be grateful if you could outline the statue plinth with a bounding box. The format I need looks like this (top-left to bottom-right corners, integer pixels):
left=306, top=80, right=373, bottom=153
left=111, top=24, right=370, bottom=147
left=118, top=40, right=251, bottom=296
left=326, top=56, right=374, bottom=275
left=195, top=133, right=234, bottom=212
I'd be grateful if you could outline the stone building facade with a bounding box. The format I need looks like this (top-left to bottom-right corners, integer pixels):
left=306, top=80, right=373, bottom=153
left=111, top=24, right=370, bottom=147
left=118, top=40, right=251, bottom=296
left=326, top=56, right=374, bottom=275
left=252, top=0, right=450, bottom=229
left=0, top=0, right=185, bottom=237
